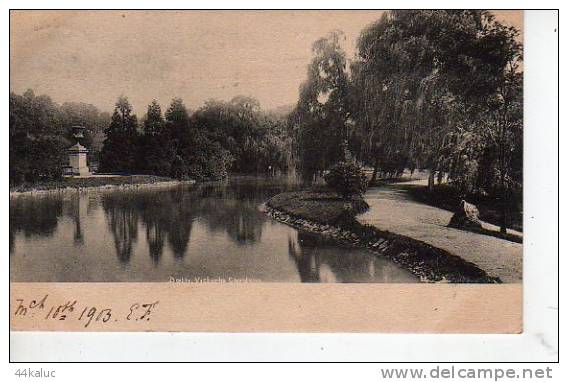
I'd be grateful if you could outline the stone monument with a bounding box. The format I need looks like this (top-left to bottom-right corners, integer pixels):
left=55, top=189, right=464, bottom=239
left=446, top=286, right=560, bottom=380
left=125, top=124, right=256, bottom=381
left=64, top=126, right=91, bottom=177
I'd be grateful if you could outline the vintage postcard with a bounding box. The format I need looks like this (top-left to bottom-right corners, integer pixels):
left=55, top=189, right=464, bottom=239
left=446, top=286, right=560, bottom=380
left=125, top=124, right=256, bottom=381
left=10, top=10, right=523, bottom=333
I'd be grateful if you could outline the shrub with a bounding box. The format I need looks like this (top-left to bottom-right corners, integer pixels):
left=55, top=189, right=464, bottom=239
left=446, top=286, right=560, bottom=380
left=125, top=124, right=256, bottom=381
left=324, top=161, right=368, bottom=199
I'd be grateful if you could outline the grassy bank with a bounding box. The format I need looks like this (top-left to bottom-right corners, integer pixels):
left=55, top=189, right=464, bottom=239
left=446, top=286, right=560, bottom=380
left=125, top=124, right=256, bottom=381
left=266, top=190, right=498, bottom=283
left=10, top=175, right=179, bottom=194
left=266, top=191, right=369, bottom=225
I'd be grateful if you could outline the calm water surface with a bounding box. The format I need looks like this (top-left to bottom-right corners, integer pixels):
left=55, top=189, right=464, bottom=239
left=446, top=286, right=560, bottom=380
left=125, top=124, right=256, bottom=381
left=10, top=176, right=417, bottom=283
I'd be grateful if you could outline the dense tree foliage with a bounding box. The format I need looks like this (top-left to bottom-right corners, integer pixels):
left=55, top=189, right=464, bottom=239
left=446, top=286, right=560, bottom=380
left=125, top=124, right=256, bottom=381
left=99, top=96, right=140, bottom=173
left=99, top=96, right=231, bottom=180
left=98, top=95, right=293, bottom=180
left=192, top=96, right=294, bottom=174
left=290, top=31, right=352, bottom=183
left=138, top=100, right=170, bottom=175
left=9, top=89, right=110, bottom=184
left=295, top=10, right=523, bottom=232
left=10, top=89, right=294, bottom=184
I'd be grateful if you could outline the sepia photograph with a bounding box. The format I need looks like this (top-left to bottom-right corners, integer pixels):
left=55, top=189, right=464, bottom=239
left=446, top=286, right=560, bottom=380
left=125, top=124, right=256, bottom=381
left=9, top=10, right=523, bottom=286
left=3, top=1, right=561, bottom=367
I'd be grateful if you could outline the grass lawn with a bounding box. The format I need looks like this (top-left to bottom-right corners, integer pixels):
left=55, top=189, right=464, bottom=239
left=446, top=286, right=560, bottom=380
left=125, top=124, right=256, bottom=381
left=266, top=190, right=369, bottom=225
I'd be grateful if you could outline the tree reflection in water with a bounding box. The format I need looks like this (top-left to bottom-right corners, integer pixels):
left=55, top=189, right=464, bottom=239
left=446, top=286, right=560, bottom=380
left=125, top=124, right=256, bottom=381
left=165, top=188, right=194, bottom=259
left=288, top=234, right=322, bottom=282
left=288, top=231, right=397, bottom=283
left=140, top=196, right=167, bottom=263
left=9, top=195, right=64, bottom=253
left=10, top=176, right=419, bottom=283
left=145, top=219, right=165, bottom=263
left=102, top=189, right=195, bottom=263
left=188, top=182, right=266, bottom=245
left=97, top=179, right=290, bottom=262
left=102, top=194, right=139, bottom=263
left=10, top=176, right=302, bottom=262
left=200, top=198, right=264, bottom=245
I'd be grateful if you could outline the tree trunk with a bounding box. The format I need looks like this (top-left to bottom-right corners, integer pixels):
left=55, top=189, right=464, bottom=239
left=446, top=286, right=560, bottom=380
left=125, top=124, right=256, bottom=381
left=500, top=205, right=508, bottom=234
left=499, top=165, right=508, bottom=234
left=370, top=157, right=380, bottom=186
left=498, top=106, right=508, bottom=235
left=428, top=170, right=435, bottom=192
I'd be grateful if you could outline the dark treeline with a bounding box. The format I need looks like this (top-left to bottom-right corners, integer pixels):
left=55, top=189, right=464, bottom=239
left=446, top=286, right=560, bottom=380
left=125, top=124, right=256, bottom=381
left=10, top=89, right=110, bottom=184
left=99, top=95, right=294, bottom=179
left=9, top=89, right=294, bottom=183
left=291, top=10, right=523, bottom=232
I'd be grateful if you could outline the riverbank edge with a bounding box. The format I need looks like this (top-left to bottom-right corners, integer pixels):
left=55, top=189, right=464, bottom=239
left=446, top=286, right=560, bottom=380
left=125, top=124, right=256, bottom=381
left=9, top=177, right=197, bottom=198
left=263, top=193, right=500, bottom=283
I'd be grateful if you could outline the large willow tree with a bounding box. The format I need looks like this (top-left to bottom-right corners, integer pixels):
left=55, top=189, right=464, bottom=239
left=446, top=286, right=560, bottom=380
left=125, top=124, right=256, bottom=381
left=292, top=30, right=351, bottom=183
left=351, top=10, right=522, bottom=232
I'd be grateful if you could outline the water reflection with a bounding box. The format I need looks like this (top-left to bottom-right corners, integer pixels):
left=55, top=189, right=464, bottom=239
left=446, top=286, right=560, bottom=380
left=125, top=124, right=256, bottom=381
left=10, top=176, right=418, bottom=283
left=102, top=194, right=140, bottom=263
left=66, top=194, right=86, bottom=246
left=201, top=198, right=263, bottom=245
left=288, top=232, right=408, bottom=283
left=9, top=195, right=64, bottom=253
left=165, top=202, right=192, bottom=260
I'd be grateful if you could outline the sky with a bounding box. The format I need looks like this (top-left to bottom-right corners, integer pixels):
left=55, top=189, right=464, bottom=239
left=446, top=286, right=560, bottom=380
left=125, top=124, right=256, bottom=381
left=10, top=10, right=523, bottom=115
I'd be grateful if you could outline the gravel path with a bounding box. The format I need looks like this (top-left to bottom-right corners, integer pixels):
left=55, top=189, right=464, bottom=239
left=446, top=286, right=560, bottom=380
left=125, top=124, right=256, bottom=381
left=358, top=180, right=523, bottom=283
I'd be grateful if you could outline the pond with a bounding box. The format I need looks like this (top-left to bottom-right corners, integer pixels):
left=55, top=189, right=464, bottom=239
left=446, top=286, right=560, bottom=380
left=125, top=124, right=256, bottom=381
left=10, top=176, right=417, bottom=283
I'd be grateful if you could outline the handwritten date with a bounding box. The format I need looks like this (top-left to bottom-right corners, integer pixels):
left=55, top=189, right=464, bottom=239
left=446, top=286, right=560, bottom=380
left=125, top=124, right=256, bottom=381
left=13, top=295, right=159, bottom=328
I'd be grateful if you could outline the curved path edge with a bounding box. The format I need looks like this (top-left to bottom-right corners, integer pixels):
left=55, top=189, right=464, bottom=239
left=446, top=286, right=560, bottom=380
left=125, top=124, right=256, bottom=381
left=358, top=184, right=523, bottom=283
left=261, top=202, right=499, bottom=284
